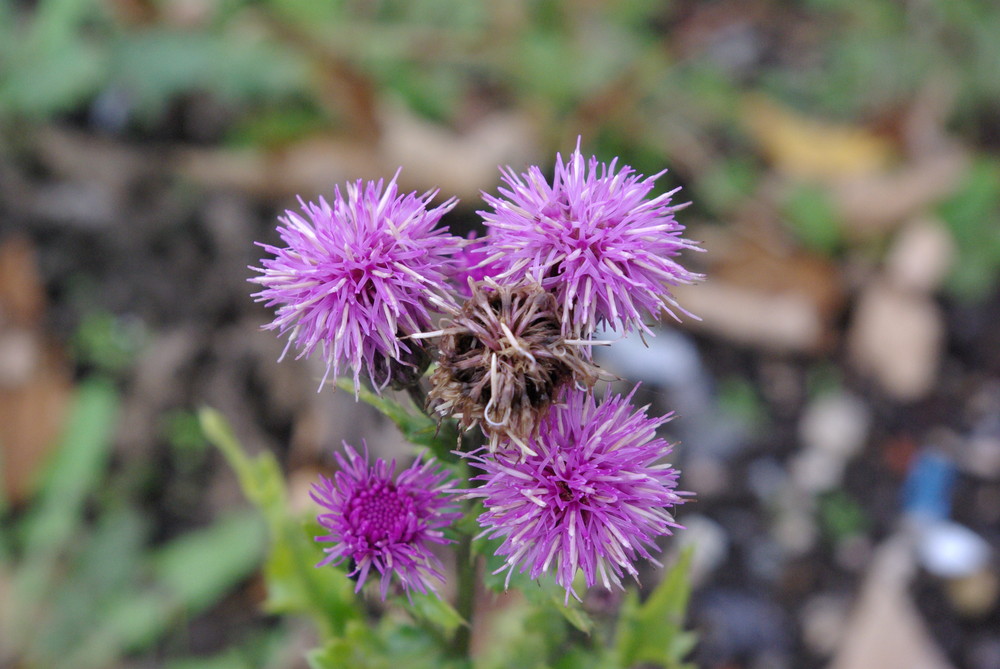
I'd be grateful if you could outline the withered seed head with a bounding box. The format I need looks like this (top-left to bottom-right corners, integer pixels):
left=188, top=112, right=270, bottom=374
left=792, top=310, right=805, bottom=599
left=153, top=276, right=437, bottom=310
left=425, top=278, right=605, bottom=457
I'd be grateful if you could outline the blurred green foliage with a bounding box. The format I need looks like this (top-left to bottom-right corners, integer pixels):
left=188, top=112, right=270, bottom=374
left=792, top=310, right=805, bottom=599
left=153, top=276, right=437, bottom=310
left=939, top=158, right=1000, bottom=302
left=614, top=548, right=697, bottom=669
left=73, top=311, right=146, bottom=376
left=818, top=490, right=871, bottom=544
left=782, top=184, right=843, bottom=255
left=0, top=380, right=267, bottom=669
left=766, top=0, right=1000, bottom=121
left=0, top=0, right=306, bottom=123
left=5, top=0, right=998, bottom=139
left=716, top=376, right=766, bottom=431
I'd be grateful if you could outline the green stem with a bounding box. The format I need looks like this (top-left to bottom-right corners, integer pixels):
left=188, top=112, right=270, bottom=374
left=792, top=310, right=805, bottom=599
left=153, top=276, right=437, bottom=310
left=406, top=381, right=427, bottom=414
left=450, top=521, right=475, bottom=659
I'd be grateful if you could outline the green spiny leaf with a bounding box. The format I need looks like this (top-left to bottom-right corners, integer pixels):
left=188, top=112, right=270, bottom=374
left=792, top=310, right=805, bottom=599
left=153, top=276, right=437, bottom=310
left=614, top=547, right=697, bottom=669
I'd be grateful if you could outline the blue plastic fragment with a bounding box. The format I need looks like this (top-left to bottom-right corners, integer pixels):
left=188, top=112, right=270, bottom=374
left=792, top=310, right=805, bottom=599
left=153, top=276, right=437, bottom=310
left=902, top=450, right=957, bottom=521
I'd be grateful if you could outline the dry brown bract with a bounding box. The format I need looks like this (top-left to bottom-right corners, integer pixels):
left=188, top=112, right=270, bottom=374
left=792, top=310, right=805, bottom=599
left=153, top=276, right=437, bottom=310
left=417, top=279, right=605, bottom=457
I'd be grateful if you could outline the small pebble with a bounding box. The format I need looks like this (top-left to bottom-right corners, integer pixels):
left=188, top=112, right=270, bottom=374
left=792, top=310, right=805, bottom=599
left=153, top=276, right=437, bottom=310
left=884, top=217, right=955, bottom=294
left=790, top=449, right=847, bottom=494
left=683, top=457, right=731, bottom=499
left=801, top=594, right=850, bottom=657
left=773, top=499, right=818, bottom=557
left=799, top=391, right=871, bottom=459
left=595, top=327, right=704, bottom=389
left=961, top=435, right=1000, bottom=480
left=747, top=457, right=787, bottom=503
left=747, top=538, right=785, bottom=583
left=916, top=520, right=991, bottom=578
left=673, top=514, right=730, bottom=587
left=946, top=568, right=999, bottom=618
left=848, top=279, right=943, bottom=402
left=0, top=329, right=39, bottom=387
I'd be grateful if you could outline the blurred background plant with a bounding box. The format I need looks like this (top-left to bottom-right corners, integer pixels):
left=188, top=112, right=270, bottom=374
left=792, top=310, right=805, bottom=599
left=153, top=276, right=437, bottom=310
left=3, top=0, right=1000, bottom=668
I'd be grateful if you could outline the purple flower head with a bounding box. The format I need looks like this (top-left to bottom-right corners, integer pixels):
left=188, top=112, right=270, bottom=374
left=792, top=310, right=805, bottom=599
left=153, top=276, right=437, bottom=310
left=311, top=443, right=461, bottom=600
left=250, top=172, right=461, bottom=394
left=465, top=386, right=688, bottom=602
left=449, top=232, right=502, bottom=298
left=480, top=139, right=703, bottom=337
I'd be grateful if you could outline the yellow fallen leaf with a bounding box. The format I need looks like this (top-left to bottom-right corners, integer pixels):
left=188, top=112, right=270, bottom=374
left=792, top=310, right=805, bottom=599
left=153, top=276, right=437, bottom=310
left=743, top=95, right=895, bottom=180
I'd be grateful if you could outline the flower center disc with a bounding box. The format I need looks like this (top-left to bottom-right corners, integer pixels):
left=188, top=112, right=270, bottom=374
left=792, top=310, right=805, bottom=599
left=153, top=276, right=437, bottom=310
left=349, top=482, right=414, bottom=544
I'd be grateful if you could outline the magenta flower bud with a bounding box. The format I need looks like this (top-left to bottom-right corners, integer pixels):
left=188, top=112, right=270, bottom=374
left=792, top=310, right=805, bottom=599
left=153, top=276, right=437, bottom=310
left=311, top=444, right=461, bottom=600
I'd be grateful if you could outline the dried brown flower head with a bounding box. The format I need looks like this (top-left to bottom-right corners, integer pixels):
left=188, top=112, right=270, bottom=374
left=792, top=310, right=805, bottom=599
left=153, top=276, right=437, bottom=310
left=418, top=278, right=605, bottom=456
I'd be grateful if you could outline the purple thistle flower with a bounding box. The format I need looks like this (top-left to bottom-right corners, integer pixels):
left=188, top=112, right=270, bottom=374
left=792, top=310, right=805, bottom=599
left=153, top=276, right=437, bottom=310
left=449, top=232, right=502, bottom=298
left=250, top=172, right=461, bottom=394
left=464, top=386, right=688, bottom=602
left=480, top=139, right=703, bottom=337
left=311, top=443, right=461, bottom=600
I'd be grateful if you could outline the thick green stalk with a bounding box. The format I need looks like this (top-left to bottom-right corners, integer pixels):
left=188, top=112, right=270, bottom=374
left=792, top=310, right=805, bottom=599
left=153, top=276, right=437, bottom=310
left=450, top=524, right=475, bottom=659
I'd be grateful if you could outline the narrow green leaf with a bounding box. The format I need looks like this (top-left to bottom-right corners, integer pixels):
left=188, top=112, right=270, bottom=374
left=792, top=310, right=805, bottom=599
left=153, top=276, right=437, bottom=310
left=199, top=408, right=275, bottom=504
left=516, top=570, right=594, bottom=635
left=165, top=648, right=252, bottom=669
left=23, top=378, right=119, bottom=550
left=553, top=647, right=602, bottom=669
left=307, top=621, right=383, bottom=669
left=260, top=517, right=359, bottom=633
left=165, top=627, right=288, bottom=669
left=614, top=548, right=697, bottom=669
left=150, top=510, right=265, bottom=613
left=200, top=408, right=361, bottom=635
left=26, top=504, right=147, bottom=666
left=7, top=378, right=119, bottom=649
left=334, top=379, right=459, bottom=460
left=377, top=621, right=454, bottom=667
left=63, top=591, right=172, bottom=668
left=403, top=591, right=465, bottom=637
left=62, top=511, right=268, bottom=669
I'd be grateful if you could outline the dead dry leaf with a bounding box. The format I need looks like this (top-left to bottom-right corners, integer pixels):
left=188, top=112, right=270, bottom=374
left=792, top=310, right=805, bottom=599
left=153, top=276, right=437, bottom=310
left=848, top=279, right=943, bottom=402
left=176, top=106, right=539, bottom=201
left=674, top=279, right=827, bottom=353
left=675, top=225, right=844, bottom=353
left=176, top=138, right=380, bottom=199
left=0, top=237, right=46, bottom=327
left=832, top=148, right=967, bottom=237
left=0, top=237, right=72, bottom=503
left=829, top=535, right=955, bottom=669
left=884, top=217, right=956, bottom=294
left=378, top=104, right=538, bottom=201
